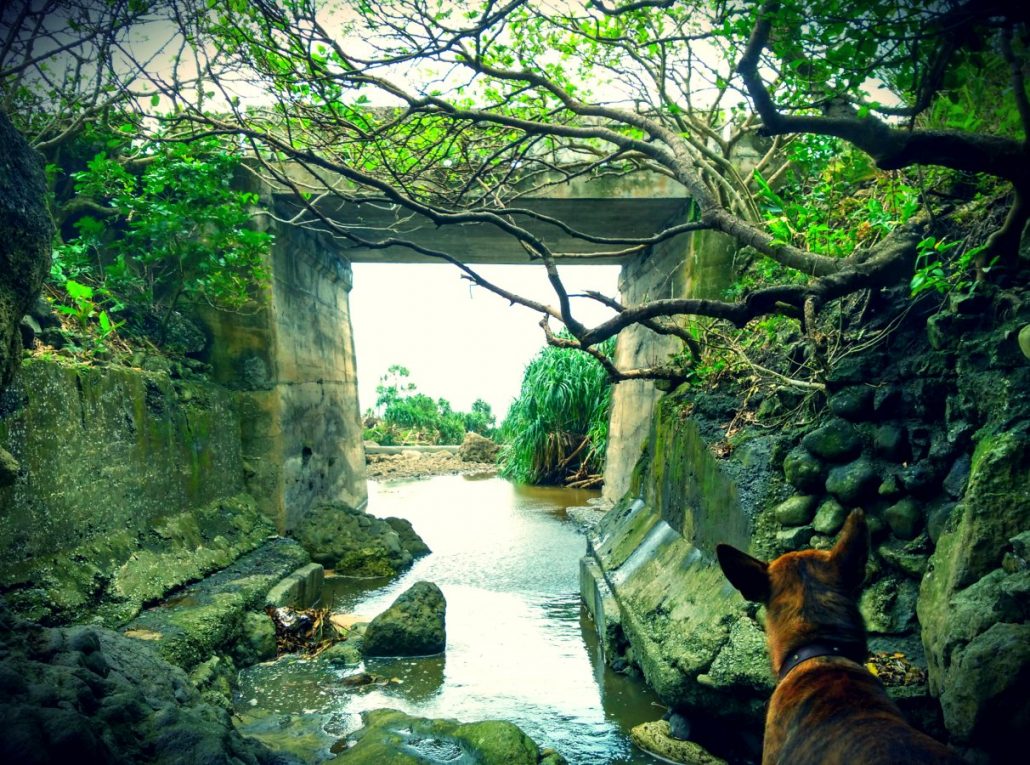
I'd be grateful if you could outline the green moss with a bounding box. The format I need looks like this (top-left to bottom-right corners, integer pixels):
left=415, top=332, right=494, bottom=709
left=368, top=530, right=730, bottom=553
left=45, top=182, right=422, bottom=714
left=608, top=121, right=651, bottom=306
left=336, top=709, right=552, bottom=765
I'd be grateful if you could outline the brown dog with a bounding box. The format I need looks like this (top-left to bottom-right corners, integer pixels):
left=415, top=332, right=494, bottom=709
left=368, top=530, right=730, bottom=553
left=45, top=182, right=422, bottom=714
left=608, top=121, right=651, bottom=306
left=717, top=510, right=964, bottom=764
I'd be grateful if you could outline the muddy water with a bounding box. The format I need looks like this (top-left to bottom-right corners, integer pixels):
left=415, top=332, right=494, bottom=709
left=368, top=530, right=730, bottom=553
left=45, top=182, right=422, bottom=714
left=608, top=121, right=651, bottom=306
left=234, top=474, right=662, bottom=764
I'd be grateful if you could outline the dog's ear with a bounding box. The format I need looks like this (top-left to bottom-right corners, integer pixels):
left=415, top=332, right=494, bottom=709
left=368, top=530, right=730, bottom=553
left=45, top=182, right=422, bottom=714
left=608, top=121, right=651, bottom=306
left=716, top=544, right=770, bottom=603
left=831, top=509, right=869, bottom=592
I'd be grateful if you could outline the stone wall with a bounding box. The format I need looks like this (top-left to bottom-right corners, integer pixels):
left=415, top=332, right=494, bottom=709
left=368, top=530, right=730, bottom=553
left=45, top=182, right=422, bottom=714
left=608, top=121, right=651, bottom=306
left=197, top=221, right=368, bottom=533
left=584, top=288, right=1030, bottom=760
left=0, top=358, right=273, bottom=624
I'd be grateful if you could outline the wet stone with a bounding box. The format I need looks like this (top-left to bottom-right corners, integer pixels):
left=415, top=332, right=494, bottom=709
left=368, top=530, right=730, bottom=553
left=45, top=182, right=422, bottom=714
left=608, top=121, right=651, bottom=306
left=825, top=458, right=879, bottom=506
left=774, top=495, right=818, bottom=526
left=878, top=474, right=904, bottom=499
left=783, top=447, right=826, bottom=493
left=879, top=542, right=929, bottom=578
left=898, top=462, right=941, bottom=498
left=812, top=498, right=848, bottom=535
left=775, top=526, right=815, bottom=551
left=802, top=419, right=863, bottom=462
left=362, top=581, right=447, bottom=657
left=828, top=385, right=875, bottom=421
left=885, top=498, right=924, bottom=540
left=873, top=424, right=909, bottom=461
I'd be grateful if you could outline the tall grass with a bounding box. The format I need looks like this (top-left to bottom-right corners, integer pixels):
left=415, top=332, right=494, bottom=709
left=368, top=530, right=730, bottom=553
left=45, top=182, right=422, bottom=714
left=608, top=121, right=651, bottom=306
left=499, top=338, right=615, bottom=486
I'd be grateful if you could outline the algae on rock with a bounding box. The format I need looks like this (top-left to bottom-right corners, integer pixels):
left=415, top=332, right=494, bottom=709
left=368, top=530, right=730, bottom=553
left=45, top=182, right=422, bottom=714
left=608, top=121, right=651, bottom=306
left=331, top=708, right=565, bottom=765
left=290, top=502, right=430, bottom=576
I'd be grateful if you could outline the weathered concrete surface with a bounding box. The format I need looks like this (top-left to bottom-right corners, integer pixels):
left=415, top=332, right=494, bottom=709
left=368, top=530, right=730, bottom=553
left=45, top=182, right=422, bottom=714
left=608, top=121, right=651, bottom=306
left=603, top=227, right=738, bottom=502
left=197, top=222, right=367, bottom=533
left=0, top=358, right=269, bottom=624
left=276, top=170, right=688, bottom=264
left=584, top=397, right=779, bottom=724
left=122, top=537, right=310, bottom=670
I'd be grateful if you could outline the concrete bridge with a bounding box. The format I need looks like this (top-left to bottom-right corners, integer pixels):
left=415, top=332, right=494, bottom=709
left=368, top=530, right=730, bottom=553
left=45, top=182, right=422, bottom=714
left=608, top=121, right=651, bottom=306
left=196, top=171, right=738, bottom=533
left=273, top=172, right=690, bottom=264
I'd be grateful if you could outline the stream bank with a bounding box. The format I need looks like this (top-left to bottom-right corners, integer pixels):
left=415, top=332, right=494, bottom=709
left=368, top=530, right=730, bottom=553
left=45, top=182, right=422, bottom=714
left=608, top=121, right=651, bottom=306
left=582, top=286, right=1030, bottom=763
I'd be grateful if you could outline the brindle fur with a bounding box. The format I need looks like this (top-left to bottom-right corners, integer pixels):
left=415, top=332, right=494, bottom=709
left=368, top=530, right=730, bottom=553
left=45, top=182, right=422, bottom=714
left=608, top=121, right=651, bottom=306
left=717, top=510, right=964, bottom=764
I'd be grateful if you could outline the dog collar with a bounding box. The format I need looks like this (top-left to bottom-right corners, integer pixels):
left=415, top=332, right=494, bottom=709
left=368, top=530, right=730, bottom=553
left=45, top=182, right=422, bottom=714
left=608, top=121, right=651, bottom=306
left=779, top=642, right=855, bottom=681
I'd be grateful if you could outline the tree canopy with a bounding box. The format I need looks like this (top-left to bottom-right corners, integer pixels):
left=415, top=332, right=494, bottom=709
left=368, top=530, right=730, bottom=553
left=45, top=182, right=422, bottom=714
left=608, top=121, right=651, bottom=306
left=3, top=0, right=1028, bottom=381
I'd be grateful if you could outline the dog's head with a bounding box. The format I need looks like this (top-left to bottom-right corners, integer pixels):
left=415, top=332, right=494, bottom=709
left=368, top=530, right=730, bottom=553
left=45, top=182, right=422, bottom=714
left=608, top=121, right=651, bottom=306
left=715, top=510, right=869, bottom=671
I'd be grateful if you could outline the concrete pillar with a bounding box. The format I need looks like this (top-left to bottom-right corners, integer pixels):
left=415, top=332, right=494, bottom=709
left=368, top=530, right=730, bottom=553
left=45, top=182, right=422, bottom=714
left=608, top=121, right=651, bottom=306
left=197, top=222, right=367, bottom=532
left=602, top=215, right=738, bottom=503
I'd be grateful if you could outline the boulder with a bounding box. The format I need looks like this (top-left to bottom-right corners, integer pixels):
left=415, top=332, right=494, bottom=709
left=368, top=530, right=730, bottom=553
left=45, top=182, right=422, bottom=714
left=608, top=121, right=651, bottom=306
left=873, top=424, right=910, bottom=461
left=885, top=498, right=923, bottom=540
left=802, top=419, right=862, bottom=462
left=825, top=457, right=879, bottom=505
left=828, top=385, right=874, bottom=421
left=331, top=708, right=563, bottom=765
left=782, top=447, right=825, bottom=492
left=362, top=581, right=446, bottom=657
left=812, top=498, right=847, bottom=535
left=939, top=622, right=1030, bottom=752
left=458, top=431, right=500, bottom=462
left=384, top=517, right=432, bottom=557
left=291, top=503, right=429, bottom=576
left=773, top=495, right=818, bottom=526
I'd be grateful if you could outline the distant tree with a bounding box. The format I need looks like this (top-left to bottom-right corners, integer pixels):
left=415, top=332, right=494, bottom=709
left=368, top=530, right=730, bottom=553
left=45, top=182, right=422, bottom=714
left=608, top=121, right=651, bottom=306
left=464, top=399, right=498, bottom=438
left=364, top=365, right=486, bottom=445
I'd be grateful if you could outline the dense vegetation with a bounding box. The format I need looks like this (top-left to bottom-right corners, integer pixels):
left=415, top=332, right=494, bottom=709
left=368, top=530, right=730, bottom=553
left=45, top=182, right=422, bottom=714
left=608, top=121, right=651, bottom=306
left=362, top=365, right=497, bottom=446
left=2, top=0, right=1027, bottom=454
left=499, top=338, right=614, bottom=487
left=42, top=131, right=272, bottom=358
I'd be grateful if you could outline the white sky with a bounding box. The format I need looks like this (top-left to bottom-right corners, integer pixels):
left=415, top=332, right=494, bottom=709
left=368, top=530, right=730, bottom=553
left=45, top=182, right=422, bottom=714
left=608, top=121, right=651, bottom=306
left=349, top=263, right=620, bottom=422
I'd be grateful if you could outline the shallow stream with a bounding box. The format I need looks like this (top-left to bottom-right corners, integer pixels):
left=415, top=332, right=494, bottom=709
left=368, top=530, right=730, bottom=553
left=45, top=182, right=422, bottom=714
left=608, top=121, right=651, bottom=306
left=234, top=474, right=663, bottom=764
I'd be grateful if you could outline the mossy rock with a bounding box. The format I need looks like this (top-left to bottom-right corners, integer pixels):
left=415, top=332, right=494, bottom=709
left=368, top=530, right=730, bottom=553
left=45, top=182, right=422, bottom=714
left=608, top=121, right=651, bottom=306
left=291, top=503, right=428, bottom=575
left=630, top=720, right=727, bottom=765
left=828, top=386, right=875, bottom=422
left=873, top=424, right=909, bottom=461
left=802, top=419, right=862, bottom=462
left=363, top=581, right=446, bottom=657
left=884, top=498, right=923, bottom=540
left=332, top=708, right=562, bottom=765
left=812, top=498, right=847, bottom=535
left=825, top=457, right=879, bottom=506
left=782, top=447, right=825, bottom=493
left=773, top=495, right=818, bottom=526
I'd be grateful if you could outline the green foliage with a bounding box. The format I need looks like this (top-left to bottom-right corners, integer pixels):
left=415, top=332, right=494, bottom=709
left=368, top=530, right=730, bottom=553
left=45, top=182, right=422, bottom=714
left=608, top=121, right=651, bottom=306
left=50, top=279, right=123, bottom=356
left=362, top=365, right=492, bottom=445
left=49, top=133, right=272, bottom=347
left=910, top=238, right=993, bottom=298
left=499, top=338, right=615, bottom=486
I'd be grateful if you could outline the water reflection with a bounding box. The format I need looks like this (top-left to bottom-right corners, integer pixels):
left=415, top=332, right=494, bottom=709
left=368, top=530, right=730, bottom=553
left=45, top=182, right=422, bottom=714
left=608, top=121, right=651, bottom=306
left=235, top=475, right=661, bottom=764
